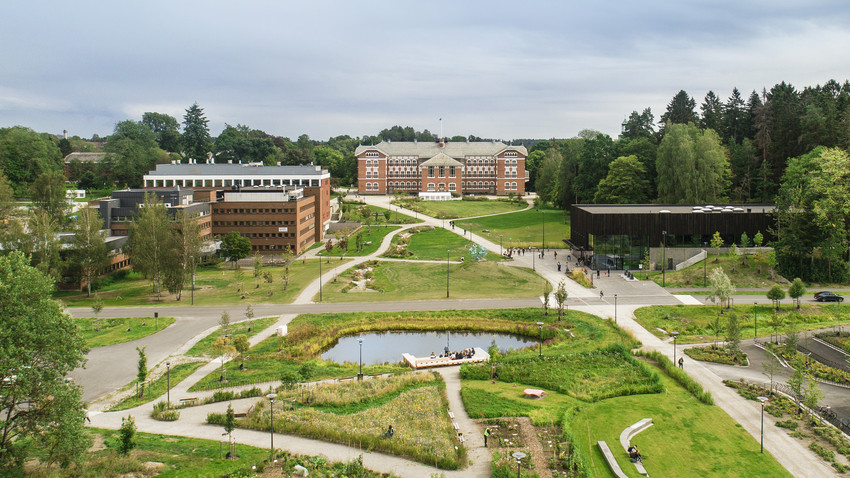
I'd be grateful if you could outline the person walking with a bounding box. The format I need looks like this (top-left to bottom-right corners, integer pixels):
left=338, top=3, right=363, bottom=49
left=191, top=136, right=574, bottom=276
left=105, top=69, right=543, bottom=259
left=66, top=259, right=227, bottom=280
left=484, top=427, right=491, bottom=447
left=600, top=291, right=604, bottom=300
left=678, top=357, right=684, bottom=369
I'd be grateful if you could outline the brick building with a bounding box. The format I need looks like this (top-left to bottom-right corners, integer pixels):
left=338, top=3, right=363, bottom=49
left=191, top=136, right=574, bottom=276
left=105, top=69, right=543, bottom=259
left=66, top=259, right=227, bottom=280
left=355, top=139, right=528, bottom=196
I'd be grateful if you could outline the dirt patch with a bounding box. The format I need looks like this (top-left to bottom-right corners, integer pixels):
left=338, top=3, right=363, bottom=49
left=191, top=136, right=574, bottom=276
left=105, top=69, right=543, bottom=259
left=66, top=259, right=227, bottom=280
left=516, top=417, right=553, bottom=478
left=88, top=432, right=107, bottom=452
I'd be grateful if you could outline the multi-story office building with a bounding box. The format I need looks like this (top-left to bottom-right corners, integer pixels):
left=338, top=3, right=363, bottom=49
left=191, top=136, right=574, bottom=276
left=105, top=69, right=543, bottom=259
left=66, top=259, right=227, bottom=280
left=355, top=139, right=528, bottom=196
left=96, top=188, right=213, bottom=240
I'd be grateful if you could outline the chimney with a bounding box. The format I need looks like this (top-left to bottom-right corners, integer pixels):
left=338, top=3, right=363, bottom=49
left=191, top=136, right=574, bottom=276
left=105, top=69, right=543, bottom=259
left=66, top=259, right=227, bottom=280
left=227, top=159, right=232, bottom=164
left=63, top=129, right=68, bottom=139
left=439, top=138, right=445, bottom=148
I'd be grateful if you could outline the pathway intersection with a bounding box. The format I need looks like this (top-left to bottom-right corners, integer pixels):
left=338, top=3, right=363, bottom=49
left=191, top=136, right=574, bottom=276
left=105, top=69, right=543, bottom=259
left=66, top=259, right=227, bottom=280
left=73, top=195, right=842, bottom=477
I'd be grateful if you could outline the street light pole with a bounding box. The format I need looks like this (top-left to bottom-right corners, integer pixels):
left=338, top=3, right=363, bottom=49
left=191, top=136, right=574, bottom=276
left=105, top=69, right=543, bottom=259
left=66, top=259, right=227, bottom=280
left=542, top=211, right=545, bottom=252
left=446, top=249, right=450, bottom=298
left=266, top=393, right=277, bottom=459
left=536, top=322, right=544, bottom=358
left=318, top=255, right=323, bottom=302
left=614, top=294, right=618, bottom=324
left=672, top=331, right=679, bottom=364
left=166, top=361, right=171, bottom=406
left=662, top=230, right=667, bottom=287
left=500, top=235, right=503, bottom=256
left=758, top=396, right=768, bottom=453
left=703, top=241, right=708, bottom=287
left=754, top=302, right=758, bottom=340
left=358, top=338, right=364, bottom=380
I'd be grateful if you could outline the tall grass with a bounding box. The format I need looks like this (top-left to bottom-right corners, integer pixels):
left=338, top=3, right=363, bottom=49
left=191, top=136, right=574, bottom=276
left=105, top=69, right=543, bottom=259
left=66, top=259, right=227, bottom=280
left=635, top=350, right=714, bottom=405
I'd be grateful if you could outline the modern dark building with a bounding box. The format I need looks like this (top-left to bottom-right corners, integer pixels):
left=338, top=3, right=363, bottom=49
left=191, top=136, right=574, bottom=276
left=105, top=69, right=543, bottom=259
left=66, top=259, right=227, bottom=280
left=569, top=204, right=775, bottom=270
left=96, top=188, right=213, bottom=240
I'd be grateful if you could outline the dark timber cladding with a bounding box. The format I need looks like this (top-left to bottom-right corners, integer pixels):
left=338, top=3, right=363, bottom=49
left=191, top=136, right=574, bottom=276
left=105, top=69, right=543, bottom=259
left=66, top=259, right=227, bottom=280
left=569, top=204, right=776, bottom=249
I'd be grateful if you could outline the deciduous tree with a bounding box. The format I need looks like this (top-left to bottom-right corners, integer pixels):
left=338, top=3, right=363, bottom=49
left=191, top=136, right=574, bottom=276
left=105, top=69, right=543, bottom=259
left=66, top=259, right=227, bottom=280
left=593, top=155, right=650, bottom=204
left=221, top=231, right=251, bottom=268
left=129, top=193, right=171, bottom=297
left=69, top=208, right=109, bottom=297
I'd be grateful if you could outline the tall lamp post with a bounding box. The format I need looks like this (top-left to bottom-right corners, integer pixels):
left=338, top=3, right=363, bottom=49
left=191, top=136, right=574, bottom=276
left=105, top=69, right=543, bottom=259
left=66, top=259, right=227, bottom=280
left=266, top=393, right=277, bottom=459
left=446, top=249, right=450, bottom=298
left=614, top=294, right=618, bottom=324
left=703, top=241, right=708, bottom=287
left=754, top=302, right=758, bottom=341
left=536, top=322, right=544, bottom=358
left=318, top=255, right=323, bottom=302
left=758, top=396, right=768, bottom=453
left=499, top=234, right=503, bottom=256
left=541, top=211, right=545, bottom=253
left=166, top=361, right=171, bottom=406
left=357, top=338, right=364, bottom=380
left=672, top=331, right=679, bottom=364
left=662, top=230, right=668, bottom=287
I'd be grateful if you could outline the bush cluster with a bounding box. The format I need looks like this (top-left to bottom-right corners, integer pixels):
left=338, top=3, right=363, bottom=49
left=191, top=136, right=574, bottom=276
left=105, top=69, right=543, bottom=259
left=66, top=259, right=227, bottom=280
left=151, top=401, right=179, bottom=421
left=636, top=350, right=714, bottom=405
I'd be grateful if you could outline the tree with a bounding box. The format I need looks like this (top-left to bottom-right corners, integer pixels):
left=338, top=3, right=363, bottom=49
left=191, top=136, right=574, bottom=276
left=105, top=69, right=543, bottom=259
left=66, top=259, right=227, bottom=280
left=233, top=334, right=250, bottom=368
left=724, top=87, right=748, bottom=144
left=28, top=208, right=64, bottom=280
left=802, top=373, right=823, bottom=416
left=224, top=404, right=236, bottom=458
left=708, top=267, right=734, bottom=314
left=213, top=336, right=236, bottom=382
left=762, top=355, right=780, bottom=393
left=136, top=346, right=148, bottom=398
left=708, top=314, right=723, bottom=347
left=554, top=280, right=568, bottom=321
left=0, top=171, right=15, bottom=225
left=263, top=271, right=274, bottom=296
left=767, top=284, right=786, bottom=311
left=542, top=288, right=551, bottom=316
left=219, top=311, right=231, bottom=337
left=221, top=231, right=251, bottom=268
left=656, top=123, right=730, bottom=203
left=785, top=318, right=799, bottom=354
left=163, top=209, right=204, bottom=301
left=182, top=103, right=212, bottom=162
left=252, top=253, right=262, bottom=288
left=92, top=297, right=104, bottom=331
left=710, top=231, right=724, bottom=262
left=787, top=366, right=804, bottom=411
left=142, top=112, right=181, bottom=152
left=788, top=278, right=806, bottom=310
left=740, top=232, right=750, bottom=248
left=725, top=313, right=741, bottom=352
left=129, top=193, right=171, bottom=297
left=104, top=120, right=162, bottom=188
left=661, top=90, right=698, bottom=127
left=69, top=208, right=109, bottom=297
left=245, top=305, right=255, bottom=332
left=700, top=91, right=724, bottom=133
left=620, top=108, right=656, bottom=140
left=0, top=252, right=89, bottom=473
left=0, top=126, right=62, bottom=192
left=754, top=231, right=764, bottom=251
left=118, top=415, right=137, bottom=455
left=29, top=169, right=69, bottom=222
left=593, top=155, right=650, bottom=203
left=767, top=314, right=784, bottom=344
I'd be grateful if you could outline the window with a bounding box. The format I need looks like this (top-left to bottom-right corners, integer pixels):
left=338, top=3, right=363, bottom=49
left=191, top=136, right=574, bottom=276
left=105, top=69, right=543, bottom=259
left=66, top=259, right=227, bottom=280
left=439, top=166, right=445, bottom=177
left=506, top=151, right=517, bottom=157
left=428, top=166, right=435, bottom=178
left=512, top=159, right=517, bottom=166
left=365, top=151, right=379, bottom=158
left=449, top=166, right=455, bottom=177
left=449, top=183, right=456, bottom=191
left=427, top=183, right=435, bottom=191
left=366, top=171, right=371, bottom=178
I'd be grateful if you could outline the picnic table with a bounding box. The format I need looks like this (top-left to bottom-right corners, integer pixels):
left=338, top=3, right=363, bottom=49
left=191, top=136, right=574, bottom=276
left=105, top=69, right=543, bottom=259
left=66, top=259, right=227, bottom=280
left=523, top=388, right=546, bottom=398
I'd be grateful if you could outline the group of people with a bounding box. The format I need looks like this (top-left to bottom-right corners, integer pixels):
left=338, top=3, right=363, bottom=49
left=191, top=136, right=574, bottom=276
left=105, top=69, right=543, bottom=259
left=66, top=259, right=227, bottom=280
left=430, top=347, right=475, bottom=360
left=628, top=445, right=643, bottom=463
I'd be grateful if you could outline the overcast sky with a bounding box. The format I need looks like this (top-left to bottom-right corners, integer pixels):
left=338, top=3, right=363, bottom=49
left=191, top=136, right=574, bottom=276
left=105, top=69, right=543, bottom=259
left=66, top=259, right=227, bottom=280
left=2, top=1, right=849, bottom=142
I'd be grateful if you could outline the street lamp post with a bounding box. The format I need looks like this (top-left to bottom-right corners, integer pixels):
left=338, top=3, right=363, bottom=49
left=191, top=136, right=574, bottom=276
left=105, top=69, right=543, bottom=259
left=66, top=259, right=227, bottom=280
left=662, top=230, right=667, bottom=287
left=614, top=294, right=618, bottom=324
left=542, top=211, right=545, bottom=252
left=266, top=393, right=277, bottom=459
left=536, top=322, right=544, bottom=358
left=672, top=331, right=679, bottom=364
left=758, top=396, right=768, bottom=453
left=703, top=241, right=708, bottom=287
left=446, top=249, right=450, bottom=298
left=512, top=451, right=527, bottom=478
left=500, top=235, right=503, bottom=256
left=166, top=361, right=171, bottom=406
left=754, top=302, right=758, bottom=341
left=318, top=255, right=323, bottom=302
left=358, top=338, right=364, bottom=380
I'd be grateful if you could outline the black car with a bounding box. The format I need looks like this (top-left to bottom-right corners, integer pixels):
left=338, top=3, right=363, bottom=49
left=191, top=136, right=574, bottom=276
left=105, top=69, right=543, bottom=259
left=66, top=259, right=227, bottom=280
left=815, top=291, right=844, bottom=302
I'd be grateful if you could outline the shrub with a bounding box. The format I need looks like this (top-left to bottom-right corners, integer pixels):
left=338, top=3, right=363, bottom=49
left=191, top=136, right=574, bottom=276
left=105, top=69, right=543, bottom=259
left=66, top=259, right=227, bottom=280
left=809, top=442, right=835, bottom=462
left=636, top=350, right=714, bottom=405
left=775, top=420, right=798, bottom=430
left=684, top=345, right=748, bottom=366
left=151, top=401, right=180, bottom=421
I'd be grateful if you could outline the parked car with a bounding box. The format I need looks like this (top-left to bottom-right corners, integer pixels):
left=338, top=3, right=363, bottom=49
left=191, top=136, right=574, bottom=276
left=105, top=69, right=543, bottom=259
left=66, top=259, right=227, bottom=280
left=815, top=291, right=844, bottom=302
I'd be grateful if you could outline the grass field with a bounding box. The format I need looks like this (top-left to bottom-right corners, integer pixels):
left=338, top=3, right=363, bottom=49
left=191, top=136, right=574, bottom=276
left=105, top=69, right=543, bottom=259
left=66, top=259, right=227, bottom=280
left=340, top=202, right=421, bottom=224
left=186, top=315, right=280, bottom=357
left=108, top=361, right=205, bottom=411
left=319, top=261, right=549, bottom=302
left=319, top=225, right=400, bottom=256
left=573, top=369, right=791, bottom=478
left=392, top=198, right=527, bottom=219
left=633, top=303, right=850, bottom=344
left=456, top=207, right=570, bottom=249
left=76, top=316, right=174, bottom=348
left=384, top=227, right=503, bottom=261
left=56, top=259, right=350, bottom=307
left=646, top=252, right=789, bottom=288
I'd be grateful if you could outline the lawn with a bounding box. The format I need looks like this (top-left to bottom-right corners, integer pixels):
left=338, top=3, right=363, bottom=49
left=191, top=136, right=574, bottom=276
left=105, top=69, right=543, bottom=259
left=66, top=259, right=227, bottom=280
left=646, top=252, right=789, bottom=288
left=217, top=373, right=465, bottom=469
left=340, top=201, right=421, bottom=224
left=456, top=207, right=570, bottom=249
left=56, top=259, right=351, bottom=307
left=318, top=225, right=400, bottom=256
left=383, top=227, right=503, bottom=261
left=186, top=315, right=280, bottom=357
left=461, top=380, right=580, bottom=423
left=319, top=260, right=549, bottom=302
left=392, top=197, right=527, bottom=219
left=572, top=369, right=791, bottom=478
left=108, top=361, right=205, bottom=411
left=76, top=316, right=175, bottom=348
left=633, top=303, right=850, bottom=344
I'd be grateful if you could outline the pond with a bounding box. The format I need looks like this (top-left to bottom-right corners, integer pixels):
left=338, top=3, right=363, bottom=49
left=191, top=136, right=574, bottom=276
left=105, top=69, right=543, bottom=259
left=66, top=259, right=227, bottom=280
left=320, top=331, right=535, bottom=365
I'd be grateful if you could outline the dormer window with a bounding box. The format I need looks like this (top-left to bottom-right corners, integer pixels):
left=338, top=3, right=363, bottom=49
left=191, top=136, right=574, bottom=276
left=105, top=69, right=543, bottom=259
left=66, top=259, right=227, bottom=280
left=365, top=151, right=379, bottom=158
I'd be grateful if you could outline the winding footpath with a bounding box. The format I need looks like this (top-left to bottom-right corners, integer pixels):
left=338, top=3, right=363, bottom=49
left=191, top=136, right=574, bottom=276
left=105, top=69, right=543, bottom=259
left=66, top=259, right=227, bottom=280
left=77, top=195, right=840, bottom=477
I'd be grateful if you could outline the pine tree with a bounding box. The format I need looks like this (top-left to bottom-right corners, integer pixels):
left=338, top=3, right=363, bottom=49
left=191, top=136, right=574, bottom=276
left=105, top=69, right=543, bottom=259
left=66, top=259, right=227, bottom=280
left=182, top=103, right=212, bottom=162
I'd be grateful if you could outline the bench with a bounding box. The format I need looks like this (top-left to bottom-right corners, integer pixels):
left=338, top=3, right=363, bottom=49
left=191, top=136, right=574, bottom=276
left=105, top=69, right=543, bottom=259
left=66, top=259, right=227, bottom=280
left=523, top=388, right=546, bottom=399
left=597, top=441, right=629, bottom=478
left=620, top=418, right=653, bottom=476
left=448, top=411, right=455, bottom=419
left=179, top=397, right=199, bottom=406
left=233, top=411, right=248, bottom=418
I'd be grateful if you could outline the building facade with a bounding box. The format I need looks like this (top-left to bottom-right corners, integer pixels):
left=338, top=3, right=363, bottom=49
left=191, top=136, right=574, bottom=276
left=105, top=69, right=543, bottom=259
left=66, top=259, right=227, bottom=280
left=355, top=140, right=528, bottom=196
left=96, top=189, right=213, bottom=240
left=142, top=163, right=331, bottom=244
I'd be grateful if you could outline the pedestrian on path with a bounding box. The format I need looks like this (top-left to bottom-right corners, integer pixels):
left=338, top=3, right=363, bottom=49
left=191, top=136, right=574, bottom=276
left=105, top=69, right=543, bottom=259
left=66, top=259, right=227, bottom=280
left=600, top=291, right=604, bottom=300
left=557, top=262, right=562, bottom=272
left=484, top=427, right=491, bottom=447
left=678, top=357, right=684, bottom=369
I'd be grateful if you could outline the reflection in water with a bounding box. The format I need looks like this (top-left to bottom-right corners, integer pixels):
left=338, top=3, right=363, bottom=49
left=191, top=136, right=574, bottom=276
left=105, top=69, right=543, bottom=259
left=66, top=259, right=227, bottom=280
left=320, top=331, right=534, bottom=365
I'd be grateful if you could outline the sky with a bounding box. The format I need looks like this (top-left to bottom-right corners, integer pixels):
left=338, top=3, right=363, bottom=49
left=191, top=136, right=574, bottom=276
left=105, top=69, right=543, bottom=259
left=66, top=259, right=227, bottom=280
left=2, top=1, right=849, bottom=142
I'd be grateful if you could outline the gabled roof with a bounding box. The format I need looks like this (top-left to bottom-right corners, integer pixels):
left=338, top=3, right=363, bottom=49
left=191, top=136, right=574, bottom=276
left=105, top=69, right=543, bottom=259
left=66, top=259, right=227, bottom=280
left=355, top=141, right=527, bottom=158
left=420, top=152, right=463, bottom=167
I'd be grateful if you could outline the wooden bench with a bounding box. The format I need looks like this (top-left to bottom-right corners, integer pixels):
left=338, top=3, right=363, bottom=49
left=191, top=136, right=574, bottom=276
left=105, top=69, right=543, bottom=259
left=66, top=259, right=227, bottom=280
left=620, top=418, right=653, bottom=476
left=448, top=411, right=455, bottom=419
left=179, top=397, right=199, bottom=406
left=597, top=441, right=628, bottom=478
left=233, top=411, right=248, bottom=418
